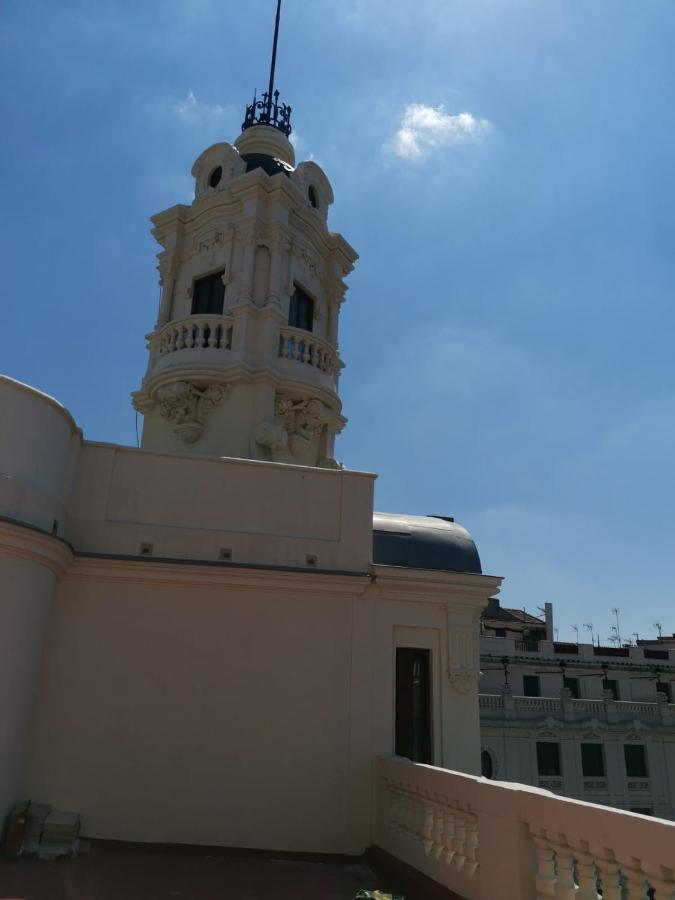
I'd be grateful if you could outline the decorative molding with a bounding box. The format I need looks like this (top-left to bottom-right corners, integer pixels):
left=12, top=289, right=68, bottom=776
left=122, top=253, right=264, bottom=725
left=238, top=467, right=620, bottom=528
left=157, top=381, right=228, bottom=443
left=0, top=519, right=74, bottom=577
left=447, top=611, right=481, bottom=694
left=274, top=395, right=331, bottom=457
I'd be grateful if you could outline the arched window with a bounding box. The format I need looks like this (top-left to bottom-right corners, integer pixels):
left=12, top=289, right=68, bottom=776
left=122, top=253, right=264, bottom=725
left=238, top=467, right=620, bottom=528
left=209, top=166, right=223, bottom=188
left=308, top=185, right=318, bottom=209
left=481, top=749, right=494, bottom=779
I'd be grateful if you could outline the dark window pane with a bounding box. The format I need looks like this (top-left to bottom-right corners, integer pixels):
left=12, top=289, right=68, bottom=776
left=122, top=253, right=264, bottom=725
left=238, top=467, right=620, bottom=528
left=395, top=648, right=432, bottom=764
left=481, top=750, right=494, bottom=779
left=537, top=742, right=561, bottom=776
left=564, top=677, right=580, bottom=699
left=603, top=678, right=619, bottom=700
left=209, top=166, right=223, bottom=188
left=288, top=286, right=314, bottom=332
left=494, top=628, right=506, bottom=637
left=192, top=271, right=225, bottom=316
left=624, top=745, right=648, bottom=778
left=581, top=743, right=605, bottom=777
left=523, top=675, right=540, bottom=697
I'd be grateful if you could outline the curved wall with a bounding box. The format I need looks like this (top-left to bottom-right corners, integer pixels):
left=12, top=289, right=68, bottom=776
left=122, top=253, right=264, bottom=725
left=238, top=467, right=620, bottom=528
left=0, top=528, right=70, bottom=828
left=0, top=376, right=80, bottom=536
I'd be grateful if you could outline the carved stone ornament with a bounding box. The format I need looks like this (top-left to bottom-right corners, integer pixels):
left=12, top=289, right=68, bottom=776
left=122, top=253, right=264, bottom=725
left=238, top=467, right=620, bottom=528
left=157, top=381, right=227, bottom=444
left=447, top=671, right=476, bottom=695
left=252, top=420, right=288, bottom=452
left=274, top=395, right=329, bottom=456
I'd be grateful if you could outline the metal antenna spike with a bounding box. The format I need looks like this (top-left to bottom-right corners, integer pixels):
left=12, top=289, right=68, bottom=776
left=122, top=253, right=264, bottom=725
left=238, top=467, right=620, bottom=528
left=267, top=0, right=282, bottom=117
left=241, top=0, right=292, bottom=136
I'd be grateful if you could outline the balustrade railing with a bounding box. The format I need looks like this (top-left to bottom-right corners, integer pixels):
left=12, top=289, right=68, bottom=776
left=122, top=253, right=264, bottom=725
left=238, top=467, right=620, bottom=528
left=278, top=327, right=338, bottom=375
left=375, top=755, right=675, bottom=900
left=480, top=693, right=672, bottom=724
left=156, top=315, right=233, bottom=357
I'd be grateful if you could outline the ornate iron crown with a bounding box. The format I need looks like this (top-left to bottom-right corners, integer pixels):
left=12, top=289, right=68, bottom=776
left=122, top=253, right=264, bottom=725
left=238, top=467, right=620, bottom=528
left=242, top=90, right=292, bottom=137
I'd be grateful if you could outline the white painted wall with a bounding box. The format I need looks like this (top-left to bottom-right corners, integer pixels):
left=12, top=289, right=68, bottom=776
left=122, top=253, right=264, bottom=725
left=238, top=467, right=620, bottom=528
left=1, top=376, right=500, bottom=852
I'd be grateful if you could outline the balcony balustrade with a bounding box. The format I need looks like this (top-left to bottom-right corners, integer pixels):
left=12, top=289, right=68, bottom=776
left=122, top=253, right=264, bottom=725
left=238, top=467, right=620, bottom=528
left=278, top=326, right=338, bottom=375
left=479, top=692, right=673, bottom=724
left=157, top=315, right=233, bottom=357
left=375, top=755, right=675, bottom=899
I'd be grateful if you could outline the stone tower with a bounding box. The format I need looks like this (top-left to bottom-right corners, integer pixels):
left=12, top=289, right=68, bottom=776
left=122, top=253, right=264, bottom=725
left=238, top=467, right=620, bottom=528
left=132, top=87, right=357, bottom=468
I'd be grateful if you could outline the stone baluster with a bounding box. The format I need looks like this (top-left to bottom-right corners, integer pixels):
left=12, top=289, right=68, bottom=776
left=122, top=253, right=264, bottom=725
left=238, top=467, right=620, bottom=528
left=595, top=858, right=623, bottom=900
left=414, top=799, right=427, bottom=848
left=176, top=326, right=186, bottom=350
left=421, top=803, right=435, bottom=855
left=552, top=845, right=577, bottom=899
left=532, top=835, right=558, bottom=899
left=453, top=814, right=467, bottom=872
left=464, top=816, right=479, bottom=877
left=622, top=866, right=650, bottom=899
left=208, top=321, right=218, bottom=348
left=431, top=806, right=445, bottom=860
left=574, top=851, right=600, bottom=900
left=442, top=810, right=456, bottom=865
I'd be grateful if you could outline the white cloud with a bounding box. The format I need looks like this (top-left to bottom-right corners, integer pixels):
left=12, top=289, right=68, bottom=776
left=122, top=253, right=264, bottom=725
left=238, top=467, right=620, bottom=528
left=173, top=90, right=228, bottom=129
left=391, top=103, right=491, bottom=160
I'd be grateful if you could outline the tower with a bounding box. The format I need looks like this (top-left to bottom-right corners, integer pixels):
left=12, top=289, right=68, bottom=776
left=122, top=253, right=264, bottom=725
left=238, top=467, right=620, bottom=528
left=132, top=6, right=357, bottom=468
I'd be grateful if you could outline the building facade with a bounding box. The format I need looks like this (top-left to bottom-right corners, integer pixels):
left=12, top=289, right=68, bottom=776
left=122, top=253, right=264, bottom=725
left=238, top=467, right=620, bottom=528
left=0, top=84, right=502, bottom=854
left=479, top=600, right=675, bottom=819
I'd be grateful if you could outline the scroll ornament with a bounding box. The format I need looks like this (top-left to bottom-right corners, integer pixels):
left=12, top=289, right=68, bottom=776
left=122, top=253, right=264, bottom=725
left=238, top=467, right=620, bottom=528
left=157, top=381, right=227, bottom=444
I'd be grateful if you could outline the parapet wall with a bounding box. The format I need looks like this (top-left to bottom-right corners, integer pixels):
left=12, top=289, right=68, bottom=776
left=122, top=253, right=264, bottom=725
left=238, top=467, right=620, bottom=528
left=0, top=376, right=375, bottom=572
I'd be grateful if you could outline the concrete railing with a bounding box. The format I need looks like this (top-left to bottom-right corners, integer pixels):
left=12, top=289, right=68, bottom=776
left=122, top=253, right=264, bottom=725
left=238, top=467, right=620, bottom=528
left=479, top=692, right=674, bottom=725
left=156, top=315, right=234, bottom=356
left=278, top=326, right=339, bottom=375
left=374, top=755, right=675, bottom=899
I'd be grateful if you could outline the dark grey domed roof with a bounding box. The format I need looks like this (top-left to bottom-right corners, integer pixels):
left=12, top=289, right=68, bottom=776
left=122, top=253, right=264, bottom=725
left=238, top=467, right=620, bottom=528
left=240, top=152, right=294, bottom=177
left=373, top=513, right=482, bottom=575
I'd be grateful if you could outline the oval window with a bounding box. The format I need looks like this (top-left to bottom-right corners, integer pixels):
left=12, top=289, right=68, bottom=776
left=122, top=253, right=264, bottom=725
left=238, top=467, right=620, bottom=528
left=481, top=749, right=494, bottom=779
left=209, top=166, right=223, bottom=188
left=308, top=185, right=318, bottom=209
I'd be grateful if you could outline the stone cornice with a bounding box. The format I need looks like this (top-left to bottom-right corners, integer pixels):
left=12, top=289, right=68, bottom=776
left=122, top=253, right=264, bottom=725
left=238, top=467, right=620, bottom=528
left=370, top=566, right=502, bottom=607
left=0, top=519, right=73, bottom=576
left=67, top=555, right=371, bottom=596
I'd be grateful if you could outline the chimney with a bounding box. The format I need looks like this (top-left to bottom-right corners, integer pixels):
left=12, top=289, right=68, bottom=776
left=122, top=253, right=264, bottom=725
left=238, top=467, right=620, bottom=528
left=544, top=603, right=554, bottom=642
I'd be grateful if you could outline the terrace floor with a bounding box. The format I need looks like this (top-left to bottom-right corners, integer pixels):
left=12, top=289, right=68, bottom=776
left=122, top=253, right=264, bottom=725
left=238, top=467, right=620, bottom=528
left=0, top=843, right=382, bottom=900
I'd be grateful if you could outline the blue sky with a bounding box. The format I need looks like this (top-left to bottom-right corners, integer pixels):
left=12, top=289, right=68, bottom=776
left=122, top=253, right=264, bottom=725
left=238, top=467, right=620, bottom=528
left=2, top=0, right=675, bottom=643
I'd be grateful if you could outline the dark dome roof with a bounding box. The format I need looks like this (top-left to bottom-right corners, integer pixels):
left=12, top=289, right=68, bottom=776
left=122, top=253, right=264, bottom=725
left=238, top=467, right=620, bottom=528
left=373, top=513, right=482, bottom=575
left=240, top=152, right=294, bottom=177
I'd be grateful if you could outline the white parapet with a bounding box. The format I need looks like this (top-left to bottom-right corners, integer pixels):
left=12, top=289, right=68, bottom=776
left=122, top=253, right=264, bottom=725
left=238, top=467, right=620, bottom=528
left=374, top=755, right=675, bottom=900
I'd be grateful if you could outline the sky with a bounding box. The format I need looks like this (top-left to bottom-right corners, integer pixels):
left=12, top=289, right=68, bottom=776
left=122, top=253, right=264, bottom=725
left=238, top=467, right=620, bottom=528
left=2, top=0, right=675, bottom=644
